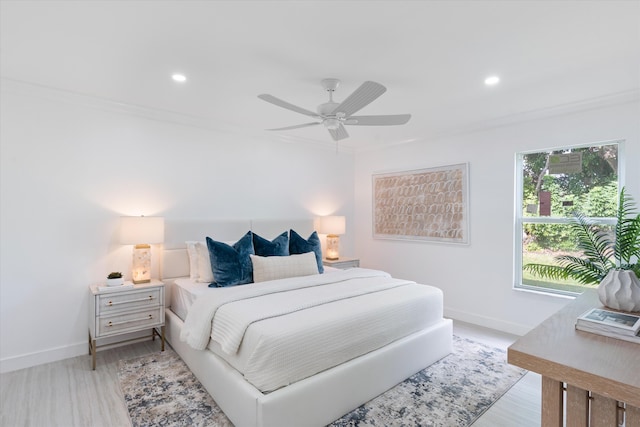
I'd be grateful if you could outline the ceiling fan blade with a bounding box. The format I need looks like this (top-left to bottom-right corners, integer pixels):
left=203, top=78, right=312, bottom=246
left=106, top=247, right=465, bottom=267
left=344, top=114, right=411, bottom=126
left=330, top=81, right=386, bottom=117
left=328, top=123, right=349, bottom=141
left=258, top=94, right=320, bottom=118
left=266, top=122, right=321, bottom=131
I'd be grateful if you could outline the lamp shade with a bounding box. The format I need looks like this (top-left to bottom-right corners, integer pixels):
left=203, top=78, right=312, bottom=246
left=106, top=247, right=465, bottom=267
left=319, top=216, right=346, bottom=236
left=120, top=216, right=165, bottom=244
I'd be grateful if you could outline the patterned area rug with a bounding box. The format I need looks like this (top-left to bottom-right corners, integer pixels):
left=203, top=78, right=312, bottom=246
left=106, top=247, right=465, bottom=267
left=118, top=336, right=526, bottom=427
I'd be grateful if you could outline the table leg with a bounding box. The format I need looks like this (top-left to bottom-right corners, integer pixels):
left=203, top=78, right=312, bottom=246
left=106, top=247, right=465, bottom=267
left=591, top=393, right=618, bottom=427
left=541, top=376, right=563, bottom=427
left=627, top=404, right=640, bottom=427
left=566, top=384, right=589, bottom=427
left=152, top=327, right=165, bottom=351
left=88, top=331, right=96, bottom=371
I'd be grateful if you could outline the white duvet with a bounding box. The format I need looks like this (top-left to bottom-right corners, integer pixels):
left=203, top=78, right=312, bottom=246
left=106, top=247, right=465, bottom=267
left=180, top=268, right=444, bottom=392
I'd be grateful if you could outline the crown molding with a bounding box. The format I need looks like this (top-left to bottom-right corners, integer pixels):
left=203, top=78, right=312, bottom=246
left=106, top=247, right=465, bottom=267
left=0, top=77, right=354, bottom=154
left=356, top=89, right=640, bottom=153
left=449, top=89, right=640, bottom=135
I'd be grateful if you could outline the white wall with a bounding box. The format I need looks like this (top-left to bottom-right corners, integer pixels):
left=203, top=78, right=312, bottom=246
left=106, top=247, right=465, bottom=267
left=0, top=84, right=355, bottom=372
left=354, top=101, right=640, bottom=335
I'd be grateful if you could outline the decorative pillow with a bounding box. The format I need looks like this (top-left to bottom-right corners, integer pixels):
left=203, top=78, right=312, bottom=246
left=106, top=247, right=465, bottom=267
left=251, top=252, right=319, bottom=283
left=185, top=241, right=200, bottom=280
left=206, top=232, right=255, bottom=287
left=196, top=241, right=214, bottom=283
left=253, top=231, right=289, bottom=257
left=289, top=229, right=324, bottom=273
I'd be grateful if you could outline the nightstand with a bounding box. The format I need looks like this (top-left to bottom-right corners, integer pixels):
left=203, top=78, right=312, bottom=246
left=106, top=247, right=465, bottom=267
left=323, top=257, right=360, bottom=270
left=88, top=280, right=165, bottom=370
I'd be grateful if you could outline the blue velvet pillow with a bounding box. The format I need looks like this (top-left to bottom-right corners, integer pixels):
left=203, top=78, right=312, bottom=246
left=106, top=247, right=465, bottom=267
left=206, top=231, right=255, bottom=287
left=253, top=231, right=289, bottom=257
left=289, top=229, right=324, bottom=274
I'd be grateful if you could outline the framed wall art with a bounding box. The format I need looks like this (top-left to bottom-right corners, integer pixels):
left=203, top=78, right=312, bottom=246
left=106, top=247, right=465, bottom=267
left=372, top=163, right=469, bottom=244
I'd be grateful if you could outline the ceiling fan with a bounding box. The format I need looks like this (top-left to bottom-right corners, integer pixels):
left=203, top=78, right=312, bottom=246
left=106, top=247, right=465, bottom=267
left=258, top=79, right=411, bottom=141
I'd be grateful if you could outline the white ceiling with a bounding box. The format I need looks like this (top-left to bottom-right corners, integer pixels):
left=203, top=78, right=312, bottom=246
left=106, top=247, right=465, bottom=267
left=2, top=0, right=639, bottom=150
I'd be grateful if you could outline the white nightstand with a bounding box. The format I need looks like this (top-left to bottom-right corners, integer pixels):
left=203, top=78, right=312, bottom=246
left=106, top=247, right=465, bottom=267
left=88, top=279, right=165, bottom=370
left=323, top=257, right=360, bottom=270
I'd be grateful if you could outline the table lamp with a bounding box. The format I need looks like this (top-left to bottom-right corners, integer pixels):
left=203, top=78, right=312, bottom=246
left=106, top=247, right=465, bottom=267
left=120, top=216, right=164, bottom=284
left=319, top=215, right=346, bottom=261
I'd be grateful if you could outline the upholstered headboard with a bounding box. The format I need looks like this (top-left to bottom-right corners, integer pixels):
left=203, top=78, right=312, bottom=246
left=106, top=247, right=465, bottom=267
left=160, top=218, right=317, bottom=306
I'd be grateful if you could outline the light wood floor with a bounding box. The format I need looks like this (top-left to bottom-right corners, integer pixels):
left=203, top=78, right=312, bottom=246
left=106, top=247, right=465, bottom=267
left=0, top=321, right=541, bottom=426
left=454, top=321, right=541, bottom=427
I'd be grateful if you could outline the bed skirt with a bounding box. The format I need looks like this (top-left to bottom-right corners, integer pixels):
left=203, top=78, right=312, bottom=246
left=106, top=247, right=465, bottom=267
left=165, top=308, right=453, bottom=427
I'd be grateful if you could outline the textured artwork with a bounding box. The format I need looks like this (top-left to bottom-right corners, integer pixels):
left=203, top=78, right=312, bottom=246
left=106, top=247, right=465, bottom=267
left=373, top=163, right=469, bottom=243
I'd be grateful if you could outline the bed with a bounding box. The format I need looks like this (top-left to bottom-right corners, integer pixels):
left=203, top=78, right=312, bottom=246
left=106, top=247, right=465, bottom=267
left=160, top=219, right=453, bottom=427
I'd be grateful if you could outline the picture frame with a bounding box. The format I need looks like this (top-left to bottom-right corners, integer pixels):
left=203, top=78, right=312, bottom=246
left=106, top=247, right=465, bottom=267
left=372, top=163, right=469, bottom=244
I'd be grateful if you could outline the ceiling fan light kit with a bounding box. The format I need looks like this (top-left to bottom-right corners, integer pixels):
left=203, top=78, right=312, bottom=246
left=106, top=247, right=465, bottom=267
left=258, top=79, right=411, bottom=141
left=324, top=118, right=340, bottom=130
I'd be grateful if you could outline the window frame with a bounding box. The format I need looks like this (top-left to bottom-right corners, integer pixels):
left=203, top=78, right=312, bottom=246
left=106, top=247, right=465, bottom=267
left=514, top=140, right=625, bottom=296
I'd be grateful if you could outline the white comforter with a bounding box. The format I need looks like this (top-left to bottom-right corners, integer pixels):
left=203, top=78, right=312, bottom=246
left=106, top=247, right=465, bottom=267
left=180, top=268, right=444, bottom=392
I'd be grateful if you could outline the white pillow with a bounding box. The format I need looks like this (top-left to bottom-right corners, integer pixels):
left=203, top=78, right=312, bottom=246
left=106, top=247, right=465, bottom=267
left=250, top=252, right=319, bottom=283
left=195, top=241, right=215, bottom=283
left=185, top=241, right=200, bottom=280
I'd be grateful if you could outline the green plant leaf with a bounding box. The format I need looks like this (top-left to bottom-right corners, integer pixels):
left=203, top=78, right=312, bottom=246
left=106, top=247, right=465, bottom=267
left=523, top=263, right=571, bottom=281
left=615, top=188, right=640, bottom=264
left=555, top=255, right=606, bottom=284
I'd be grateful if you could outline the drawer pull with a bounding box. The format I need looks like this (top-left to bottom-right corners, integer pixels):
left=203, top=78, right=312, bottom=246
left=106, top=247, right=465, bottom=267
left=106, top=295, right=154, bottom=306
left=107, top=314, right=153, bottom=327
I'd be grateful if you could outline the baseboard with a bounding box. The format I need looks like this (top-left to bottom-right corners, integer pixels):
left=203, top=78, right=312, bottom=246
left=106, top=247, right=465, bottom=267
left=0, top=341, right=88, bottom=374
left=444, top=307, right=532, bottom=337
left=0, top=330, right=151, bottom=374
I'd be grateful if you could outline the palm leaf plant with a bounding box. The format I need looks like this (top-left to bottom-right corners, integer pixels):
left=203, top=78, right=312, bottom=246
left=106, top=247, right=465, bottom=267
left=523, top=187, right=640, bottom=285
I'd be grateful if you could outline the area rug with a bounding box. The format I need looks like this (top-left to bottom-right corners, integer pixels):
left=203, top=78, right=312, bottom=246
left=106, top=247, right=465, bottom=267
left=118, top=336, right=526, bottom=427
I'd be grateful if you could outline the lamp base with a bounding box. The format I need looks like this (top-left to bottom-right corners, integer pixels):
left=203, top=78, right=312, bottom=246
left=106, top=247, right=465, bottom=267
left=325, top=234, right=340, bottom=261
left=131, top=244, right=152, bottom=284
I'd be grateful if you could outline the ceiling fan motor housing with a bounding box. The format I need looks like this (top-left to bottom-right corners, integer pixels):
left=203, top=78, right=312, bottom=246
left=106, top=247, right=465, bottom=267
left=317, top=101, right=340, bottom=116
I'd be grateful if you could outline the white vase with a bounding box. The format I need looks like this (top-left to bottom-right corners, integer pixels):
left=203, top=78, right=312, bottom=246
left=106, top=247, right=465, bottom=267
left=597, top=270, right=640, bottom=312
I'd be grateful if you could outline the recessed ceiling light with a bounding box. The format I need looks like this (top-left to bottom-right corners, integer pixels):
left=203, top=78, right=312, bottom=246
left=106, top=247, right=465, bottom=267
left=172, top=74, right=187, bottom=83
left=484, top=75, right=500, bottom=86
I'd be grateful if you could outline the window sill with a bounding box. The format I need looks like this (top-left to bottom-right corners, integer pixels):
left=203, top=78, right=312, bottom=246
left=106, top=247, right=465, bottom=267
left=513, top=285, right=578, bottom=300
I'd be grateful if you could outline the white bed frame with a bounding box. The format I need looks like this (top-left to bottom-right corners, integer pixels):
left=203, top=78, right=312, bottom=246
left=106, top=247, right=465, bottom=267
left=160, top=219, right=453, bottom=427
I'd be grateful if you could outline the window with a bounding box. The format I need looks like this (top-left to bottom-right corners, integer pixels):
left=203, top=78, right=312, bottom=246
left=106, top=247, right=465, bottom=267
left=515, top=141, right=622, bottom=295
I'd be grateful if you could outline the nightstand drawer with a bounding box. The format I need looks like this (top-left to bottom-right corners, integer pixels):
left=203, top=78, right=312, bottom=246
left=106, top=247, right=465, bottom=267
left=97, top=288, right=161, bottom=315
left=97, top=307, right=164, bottom=337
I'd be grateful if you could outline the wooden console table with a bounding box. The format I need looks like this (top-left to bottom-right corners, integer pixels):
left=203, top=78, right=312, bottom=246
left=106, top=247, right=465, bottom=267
left=508, top=289, right=639, bottom=427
